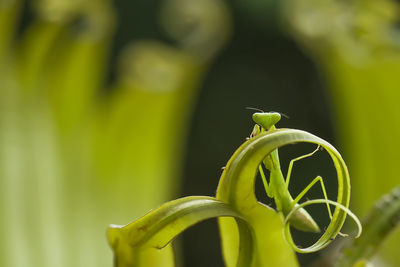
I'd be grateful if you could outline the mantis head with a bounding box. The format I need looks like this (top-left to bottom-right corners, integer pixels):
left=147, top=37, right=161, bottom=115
left=252, top=112, right=281, bottom=130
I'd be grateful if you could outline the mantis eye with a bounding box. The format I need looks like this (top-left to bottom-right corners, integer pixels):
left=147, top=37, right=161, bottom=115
left=252, top=112, right=281, bottom=130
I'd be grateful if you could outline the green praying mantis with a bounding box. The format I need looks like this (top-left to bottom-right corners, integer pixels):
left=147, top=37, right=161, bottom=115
left=250, top=111, right=342, bottom=233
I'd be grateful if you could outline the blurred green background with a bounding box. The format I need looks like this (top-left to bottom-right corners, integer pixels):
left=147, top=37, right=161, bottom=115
left=1, top=0, right=400, bottom=266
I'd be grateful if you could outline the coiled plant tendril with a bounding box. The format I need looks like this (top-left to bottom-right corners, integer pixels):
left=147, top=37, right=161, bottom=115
left=217, top=127, right=362, bottom=259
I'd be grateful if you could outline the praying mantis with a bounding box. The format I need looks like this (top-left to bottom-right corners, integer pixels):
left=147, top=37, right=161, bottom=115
left=250, top=111, right=334, bottom=233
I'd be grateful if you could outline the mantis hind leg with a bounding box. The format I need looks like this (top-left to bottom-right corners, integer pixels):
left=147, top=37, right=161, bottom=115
left=291, top=176, right=348, bottom=236
left=285, top=145, right=320, bottom=189
left=291, top=176, right=333, bottom=219
left=285, top=146, right=333, bottom=220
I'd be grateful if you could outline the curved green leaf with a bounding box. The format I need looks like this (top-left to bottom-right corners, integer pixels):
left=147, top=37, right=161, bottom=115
left=107, top=196, right=251, bottom=267
left=217, top=128, right=353, bottom=265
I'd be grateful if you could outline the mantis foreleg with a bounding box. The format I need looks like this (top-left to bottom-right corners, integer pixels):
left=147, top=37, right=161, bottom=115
left=259, top=165, right=273, bottom=198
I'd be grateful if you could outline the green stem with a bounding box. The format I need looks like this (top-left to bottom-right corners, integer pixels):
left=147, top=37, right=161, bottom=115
left=336, top=186, right=400, bottom=267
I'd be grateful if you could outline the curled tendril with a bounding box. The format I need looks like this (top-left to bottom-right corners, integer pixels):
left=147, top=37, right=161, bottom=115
left=217, top=128, right=361, bottom=260
left=284, top=199, right=362, bottom=253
